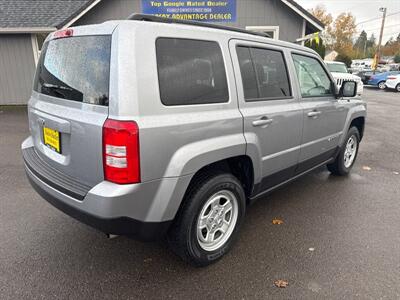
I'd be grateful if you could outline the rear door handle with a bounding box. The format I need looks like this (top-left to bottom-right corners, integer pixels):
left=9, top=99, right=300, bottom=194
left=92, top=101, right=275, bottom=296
left=34, top=110, right=71, bottom=133
left=252, top=117, right=273, bottom=127
left=307, top=110, right=321, bottom=118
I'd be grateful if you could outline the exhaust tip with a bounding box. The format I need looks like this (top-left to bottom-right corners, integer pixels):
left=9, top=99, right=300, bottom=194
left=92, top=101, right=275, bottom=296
left=106, top=234, right=119, bottom=239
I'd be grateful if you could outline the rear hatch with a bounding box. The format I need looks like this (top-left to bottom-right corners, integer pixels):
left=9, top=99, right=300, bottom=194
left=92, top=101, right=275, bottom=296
left=28, top=28, right=113, bottom=187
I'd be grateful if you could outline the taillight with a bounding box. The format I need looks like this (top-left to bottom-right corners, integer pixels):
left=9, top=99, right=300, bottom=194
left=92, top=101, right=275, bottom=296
left=103, top=119, right=140, bottom=184
left=387, top=76, right=396, bottom=80
left=53, top=29, right=74, bottom=39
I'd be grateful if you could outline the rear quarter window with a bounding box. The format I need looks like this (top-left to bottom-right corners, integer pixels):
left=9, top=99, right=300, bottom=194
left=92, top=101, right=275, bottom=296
left=156, top=38, right=229, bottom=106
left=33, top=35, right=111, bottom=106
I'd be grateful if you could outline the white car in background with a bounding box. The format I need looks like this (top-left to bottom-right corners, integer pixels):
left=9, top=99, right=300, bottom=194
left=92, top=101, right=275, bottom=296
left=325, top=61, right=363, bottom=96
left=350, top=59, right=373, bottom=73
left=385, top=74, right=400, bottom=92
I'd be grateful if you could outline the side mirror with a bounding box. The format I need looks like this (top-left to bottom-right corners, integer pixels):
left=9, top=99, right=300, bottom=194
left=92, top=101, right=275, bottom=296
left=337, top=81, right=357, bottom=98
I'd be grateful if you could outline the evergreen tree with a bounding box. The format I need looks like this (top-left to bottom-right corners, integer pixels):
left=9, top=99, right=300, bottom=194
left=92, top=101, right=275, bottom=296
left=354, top=30, right=368, bottom=58
left=367, top=34, right=376, bottom=48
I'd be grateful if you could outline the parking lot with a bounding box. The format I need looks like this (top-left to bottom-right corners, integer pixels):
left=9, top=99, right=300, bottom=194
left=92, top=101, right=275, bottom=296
left=1, top=87, right=399, bottom=299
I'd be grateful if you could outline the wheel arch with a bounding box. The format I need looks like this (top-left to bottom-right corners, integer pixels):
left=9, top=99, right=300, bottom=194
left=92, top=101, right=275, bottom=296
left=340, top=105, right=366, bottom=146
left=350, top=116, right=365, bottom=141
left=170, top=155, right=256, bottom=221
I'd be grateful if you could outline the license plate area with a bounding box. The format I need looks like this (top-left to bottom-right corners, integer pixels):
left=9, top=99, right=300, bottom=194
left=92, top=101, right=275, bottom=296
left=43, top=127, right=61, bottom=154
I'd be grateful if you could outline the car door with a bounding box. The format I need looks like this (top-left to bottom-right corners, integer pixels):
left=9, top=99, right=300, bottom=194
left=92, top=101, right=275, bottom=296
left=229, top=40, right=303, bottom=194
left=291, top=53, right=349, bottom=173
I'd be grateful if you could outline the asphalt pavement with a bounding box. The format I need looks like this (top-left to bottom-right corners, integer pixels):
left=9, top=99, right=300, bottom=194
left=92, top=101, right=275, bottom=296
left=1, top=88, right=399, bottom=299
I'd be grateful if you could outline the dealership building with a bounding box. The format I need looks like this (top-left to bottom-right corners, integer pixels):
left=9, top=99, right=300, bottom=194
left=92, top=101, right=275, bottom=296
left=0, top=0, right=324, bottom=105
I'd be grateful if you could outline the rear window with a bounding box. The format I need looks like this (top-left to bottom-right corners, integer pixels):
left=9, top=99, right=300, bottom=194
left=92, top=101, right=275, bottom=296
left=156, top=38, right=229, bottom=106
left=33, top=35, right=111, bottom=106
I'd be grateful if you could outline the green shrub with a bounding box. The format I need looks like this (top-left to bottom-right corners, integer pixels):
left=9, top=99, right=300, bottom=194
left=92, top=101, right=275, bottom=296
left=335, top=54, right=352, bottom=68
left=394, top=53, right=400, bottom=64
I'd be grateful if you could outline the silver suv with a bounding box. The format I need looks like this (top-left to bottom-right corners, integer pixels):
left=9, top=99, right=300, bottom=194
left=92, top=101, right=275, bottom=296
left=22, top=15, right=366, bottom=266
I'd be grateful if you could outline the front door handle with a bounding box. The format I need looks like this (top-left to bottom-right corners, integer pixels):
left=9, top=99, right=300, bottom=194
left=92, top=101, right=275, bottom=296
left=307, top=110, right=321, bottom=118
left=252, top=117, right=273, bottom=127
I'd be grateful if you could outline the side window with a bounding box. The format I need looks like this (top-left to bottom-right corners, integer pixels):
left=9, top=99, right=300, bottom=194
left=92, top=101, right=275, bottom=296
left=251, top=48, right=291, bottom=98
left=236, top=46, right=291, bottom=101
left=156, top=38, right=229, bottom=106
left=292, top=54, right=333, bottom=97
left=236, top=47, right=258, bottom=99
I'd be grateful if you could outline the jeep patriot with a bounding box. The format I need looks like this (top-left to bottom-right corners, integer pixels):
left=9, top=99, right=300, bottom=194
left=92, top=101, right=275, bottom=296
left=22, top=15, right=366, bottom=266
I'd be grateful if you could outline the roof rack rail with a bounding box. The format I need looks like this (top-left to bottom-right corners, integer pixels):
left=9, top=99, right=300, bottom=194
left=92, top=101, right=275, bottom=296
left=127, top=13, right=270, bottom=38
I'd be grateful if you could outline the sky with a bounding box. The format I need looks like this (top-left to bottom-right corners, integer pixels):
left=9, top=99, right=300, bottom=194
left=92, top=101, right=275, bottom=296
left=296, top=0, right=400, bottom=43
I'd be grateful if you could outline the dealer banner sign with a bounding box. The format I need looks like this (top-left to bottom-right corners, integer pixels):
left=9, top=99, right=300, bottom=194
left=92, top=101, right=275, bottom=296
left=141, top=0, right=237, bottom=22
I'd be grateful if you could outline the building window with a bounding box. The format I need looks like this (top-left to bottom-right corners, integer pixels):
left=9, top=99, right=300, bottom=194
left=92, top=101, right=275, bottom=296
left=246, top=26, right=280, bottom=40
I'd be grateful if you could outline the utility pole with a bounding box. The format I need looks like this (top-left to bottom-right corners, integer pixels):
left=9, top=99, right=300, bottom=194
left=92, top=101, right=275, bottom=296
left=374, top=7, right=387, bottom=73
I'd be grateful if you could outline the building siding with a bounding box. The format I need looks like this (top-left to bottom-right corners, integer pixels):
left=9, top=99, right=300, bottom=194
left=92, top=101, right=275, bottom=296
left=75, top=0, right=303, bottom=42
left=234, top=0, right=303, bottom=42
left=0, top=34, right=35, bottom=105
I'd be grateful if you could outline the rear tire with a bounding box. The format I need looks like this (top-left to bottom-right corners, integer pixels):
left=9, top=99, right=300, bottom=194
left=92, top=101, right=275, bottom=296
left=396, top=83, right=400, bottom=92
left=167, top=172, right=246, bottom=267
left=327, top=127, right=360, bottom=176
left=378, top=81, right=386, bottom=90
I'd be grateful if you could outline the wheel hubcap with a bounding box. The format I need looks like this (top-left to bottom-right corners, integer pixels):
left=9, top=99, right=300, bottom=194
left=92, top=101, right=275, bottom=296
left=344, top=135, right=358, bottom=168
left=196, top=190, right=238, bottom=251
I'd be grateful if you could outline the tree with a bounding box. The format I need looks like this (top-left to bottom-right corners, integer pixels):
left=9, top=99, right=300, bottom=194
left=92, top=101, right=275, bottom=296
left=335, top=53, right=352, bottom=67
left=354, top=30, right=368, bottom=58
left=305, top=37, right=326, bottom=58
left=367, top=34, right=376, bottom=48
left=396, top=33, right=400, bottom=43
left=309, top=5, right=333, bottom=28
left=309, top=5, right=334, bottom=48
left=330, top=13, right=357, bottom=54
left=365, top=34, right=377, bottom=58
left=380, top=32, right=400, bottom=57
left=385, top=37, right=394, bottom=46
left=394, top=53, right=400, bottom=63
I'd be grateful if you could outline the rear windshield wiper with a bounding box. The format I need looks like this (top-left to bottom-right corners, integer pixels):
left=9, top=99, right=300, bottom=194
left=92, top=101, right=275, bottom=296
left=42, top=83, right=75, bottom=99
left=42, top=83, right=73, bottom=91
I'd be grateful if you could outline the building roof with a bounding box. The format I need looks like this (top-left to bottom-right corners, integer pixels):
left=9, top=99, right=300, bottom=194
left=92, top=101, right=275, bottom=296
left=0, top=0, right=100, bottom=32
left=281, top=0, right=325, bottom=31
left=0, top=0, right=324, bottom=34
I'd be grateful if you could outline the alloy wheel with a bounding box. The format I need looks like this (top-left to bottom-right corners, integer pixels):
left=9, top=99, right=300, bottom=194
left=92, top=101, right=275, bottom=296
left=196, top=190, right=239, bottom=251
left=344, top=135, right=358, bottom=168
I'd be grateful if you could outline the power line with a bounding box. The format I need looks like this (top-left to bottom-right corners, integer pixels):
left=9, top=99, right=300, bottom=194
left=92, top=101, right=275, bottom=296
left=356, top=23, right=400, bottom=33
left=356, top=11, right=400, bottom=26
left=382, top=31, right=400, bottom=38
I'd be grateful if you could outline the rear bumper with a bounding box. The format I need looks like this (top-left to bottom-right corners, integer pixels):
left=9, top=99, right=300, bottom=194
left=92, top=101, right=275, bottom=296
left=21, top=137, right=192, bottom=241
left=26, top=170, right=171, bottom=241
left=385, top=81, right=397, bottom=89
